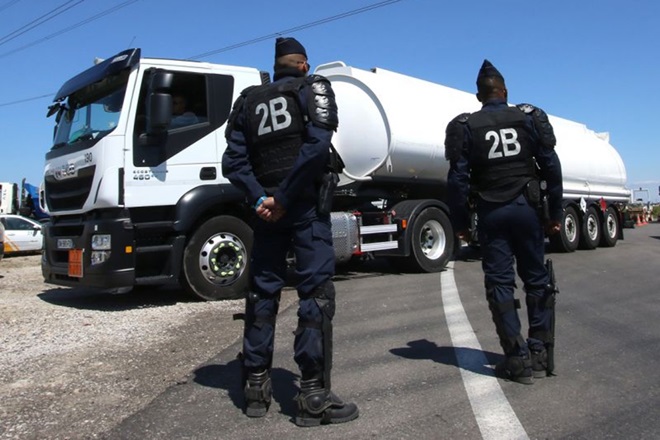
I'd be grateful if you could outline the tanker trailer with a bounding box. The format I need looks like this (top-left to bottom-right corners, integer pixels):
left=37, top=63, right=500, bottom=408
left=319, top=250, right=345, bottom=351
left=547, top=117, right=629, bottom=251
left=316, top=61, right=629, bottom=270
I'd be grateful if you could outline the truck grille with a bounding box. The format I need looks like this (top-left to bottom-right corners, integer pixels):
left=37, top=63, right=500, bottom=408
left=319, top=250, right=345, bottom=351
left=45, top=165, right=95, bottom=211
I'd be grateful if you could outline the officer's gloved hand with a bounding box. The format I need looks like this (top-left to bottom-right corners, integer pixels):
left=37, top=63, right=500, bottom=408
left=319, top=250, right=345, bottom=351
left=544, top=220, right=561, bottom=235
left=455, top=229, right=470, bottom=242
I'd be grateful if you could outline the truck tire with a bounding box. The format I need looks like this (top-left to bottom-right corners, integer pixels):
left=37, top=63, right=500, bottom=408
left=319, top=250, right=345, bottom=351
left=599, top=206, right=619, bottom=247
left=550, top=206, right=579, bottom=253
left=404, top=207, right=453, bottom=273
left=579, top=206, right=600, bottom=250
left=182, top=216, right=252, bottom=301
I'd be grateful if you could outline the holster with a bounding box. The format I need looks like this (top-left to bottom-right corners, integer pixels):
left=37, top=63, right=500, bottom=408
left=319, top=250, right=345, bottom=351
left=317, top=171, right=338, bottom=215
left=316, top=144, right=343, bottom=215
left=525, top=179, right=551, bottom=223
left=524, top=180, right=541, bottom=207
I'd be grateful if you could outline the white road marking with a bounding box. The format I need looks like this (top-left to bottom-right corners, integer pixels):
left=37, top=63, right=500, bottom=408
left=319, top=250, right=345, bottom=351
left=441, top=262, right=529, bottom=440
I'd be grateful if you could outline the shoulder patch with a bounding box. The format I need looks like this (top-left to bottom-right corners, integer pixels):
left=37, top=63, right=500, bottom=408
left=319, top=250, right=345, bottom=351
left=454, top=112, right=470, bottom=123
left=516, top=103, right=535, bottom=114
left=519, top=103, right=556, bottom=149
left=306, top=74, right=328, bottom=84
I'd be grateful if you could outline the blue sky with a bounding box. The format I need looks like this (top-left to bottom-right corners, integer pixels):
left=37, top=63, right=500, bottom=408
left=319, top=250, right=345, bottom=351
left=1, top=0, right=658, bottom=202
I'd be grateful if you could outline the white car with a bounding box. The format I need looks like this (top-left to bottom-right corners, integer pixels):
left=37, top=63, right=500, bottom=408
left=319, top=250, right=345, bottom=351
left=0, top=214, right=44, bottom=255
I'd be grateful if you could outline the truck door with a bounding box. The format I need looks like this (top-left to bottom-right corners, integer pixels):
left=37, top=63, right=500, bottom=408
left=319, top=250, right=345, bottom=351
left=125, top=69, right=235, bottom=208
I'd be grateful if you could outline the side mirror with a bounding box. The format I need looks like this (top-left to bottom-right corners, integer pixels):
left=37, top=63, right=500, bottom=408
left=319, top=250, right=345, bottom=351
left=146, top=70, right=174, bottom=134
left=47, top=103, right=60, bottom=118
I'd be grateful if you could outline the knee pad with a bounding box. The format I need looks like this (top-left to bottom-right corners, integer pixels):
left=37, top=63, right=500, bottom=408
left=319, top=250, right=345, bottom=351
left=295, top=280, right=336, bottom=335
left=311, top=279, right=336, bottom=321
left=486, top=286, right=525, bottom=355
left=296, top=280, right=336, bottom=388
left=242, top=290, right=280, bottom=330
left=525, top=291, right=553, bottom=344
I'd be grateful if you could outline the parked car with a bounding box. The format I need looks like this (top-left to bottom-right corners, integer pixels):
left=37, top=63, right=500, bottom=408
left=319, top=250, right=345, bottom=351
left=0, top=221, right=5, bottom=261
left=0, top=214, right=43, bottom=255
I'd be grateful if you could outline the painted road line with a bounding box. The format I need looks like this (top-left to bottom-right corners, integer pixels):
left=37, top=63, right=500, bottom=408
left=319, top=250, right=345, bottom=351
left=441, top=262, right=529, bottom=440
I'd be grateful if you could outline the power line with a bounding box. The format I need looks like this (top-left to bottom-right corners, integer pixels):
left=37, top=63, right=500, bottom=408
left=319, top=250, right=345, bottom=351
left=0, top=0, right=138, bottom=59
left=188, top=0, right=404, bottom=60
left=0, top=0, right=84, bottom=46
left=0, top=93, right=53, bottom=107
left=0, top=0, right=22, bottom=13
left=0, top=0, right=405, bottom=108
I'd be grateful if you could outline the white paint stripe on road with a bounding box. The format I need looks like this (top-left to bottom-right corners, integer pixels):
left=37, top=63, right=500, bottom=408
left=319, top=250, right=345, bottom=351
left=441, top=262, right=529, bottom=440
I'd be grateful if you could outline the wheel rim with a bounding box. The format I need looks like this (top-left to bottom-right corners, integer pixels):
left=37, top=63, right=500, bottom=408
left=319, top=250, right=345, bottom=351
left=606, top=213, right=617, bottom=238
left=565, top=214, right=577, bottom=243
left=198, top=232, right=247, bottom=286
left=587, top=214, right=599, bottom=241
left=419, top=219, right=446, bottom=260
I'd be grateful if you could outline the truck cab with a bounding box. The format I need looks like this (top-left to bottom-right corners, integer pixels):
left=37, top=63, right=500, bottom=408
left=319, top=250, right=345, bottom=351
left=42, top=49, right=268, bottom=299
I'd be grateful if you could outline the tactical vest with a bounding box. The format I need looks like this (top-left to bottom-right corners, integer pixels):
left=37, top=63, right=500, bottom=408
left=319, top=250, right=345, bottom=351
left=244, top=78, right=307, bottom=191
left=467, top=106, right=537, bottom=202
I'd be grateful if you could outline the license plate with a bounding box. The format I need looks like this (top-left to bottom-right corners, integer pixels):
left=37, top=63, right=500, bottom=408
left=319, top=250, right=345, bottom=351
left=68, top=249, right=83, bottom=278
left=58, top=238, right=74, bottom=249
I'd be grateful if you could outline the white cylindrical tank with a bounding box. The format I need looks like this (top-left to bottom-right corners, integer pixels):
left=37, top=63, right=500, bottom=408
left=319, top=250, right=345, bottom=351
left=316, top=61, right=630, bottom=201
left=550, top=116, right=629, bottom=201
left=316, top=61, right=480, bottom=186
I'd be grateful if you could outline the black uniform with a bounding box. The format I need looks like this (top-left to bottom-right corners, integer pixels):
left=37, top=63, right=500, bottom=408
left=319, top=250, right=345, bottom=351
left=445, top=60, right=563, bottom=383
left=222, top=37, right=358, bottom=425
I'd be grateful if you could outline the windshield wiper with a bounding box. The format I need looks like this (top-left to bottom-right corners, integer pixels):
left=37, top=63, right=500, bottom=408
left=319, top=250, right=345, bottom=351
left=69, top=129, right=98, bottom=144
left=74, top=133, right=96, bottom=142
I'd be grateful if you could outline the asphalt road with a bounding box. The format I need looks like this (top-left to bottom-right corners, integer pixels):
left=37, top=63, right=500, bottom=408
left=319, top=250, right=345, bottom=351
left=105, top=222, right=660, bottom=440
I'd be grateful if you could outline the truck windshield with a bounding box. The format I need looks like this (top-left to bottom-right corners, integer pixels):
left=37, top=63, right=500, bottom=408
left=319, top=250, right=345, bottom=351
left=51, top=70, right=129, bottom=149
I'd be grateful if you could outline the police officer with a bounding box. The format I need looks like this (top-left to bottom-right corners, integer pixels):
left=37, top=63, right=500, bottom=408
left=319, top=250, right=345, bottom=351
left=222, top=37, right=359, bottom=426
left=445, top=60, right=563, bottom=384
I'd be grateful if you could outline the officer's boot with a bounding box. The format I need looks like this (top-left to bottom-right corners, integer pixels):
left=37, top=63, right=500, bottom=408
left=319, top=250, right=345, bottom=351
left=244, top=369, right=272, bottom=417
left=530, top=347, right=548, bottom=379
left=495, top=353, right=533, bottom=385
left=295, top=378, right=359, bottom=427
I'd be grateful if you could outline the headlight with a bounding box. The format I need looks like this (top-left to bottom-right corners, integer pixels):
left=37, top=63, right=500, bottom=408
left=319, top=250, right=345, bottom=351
left=91, top=234, right=111, bottom=250
left=91, top=251, right=111, bottom=265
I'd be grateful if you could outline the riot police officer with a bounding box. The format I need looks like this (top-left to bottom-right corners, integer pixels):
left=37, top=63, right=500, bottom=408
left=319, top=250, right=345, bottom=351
left=445, top=60, right=563, bottom=384
left=222, top=37, right=359, bottom=426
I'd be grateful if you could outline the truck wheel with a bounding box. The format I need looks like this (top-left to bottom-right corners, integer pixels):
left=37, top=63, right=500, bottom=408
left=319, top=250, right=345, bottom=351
left=599, top=206, right=618, bottom=247
left=182, top=216, right=252, bottom=301
left=405, top=207, right=453, bottom=272
left=579, top=206, right=600, bottom=250
left=550, top=206, right=579, bottom=253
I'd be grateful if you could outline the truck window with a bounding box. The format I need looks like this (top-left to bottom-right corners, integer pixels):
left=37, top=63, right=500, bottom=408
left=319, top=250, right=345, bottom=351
left=134, top=71, right=208, bottom=134
left=133, top=70, right=234, bottom=167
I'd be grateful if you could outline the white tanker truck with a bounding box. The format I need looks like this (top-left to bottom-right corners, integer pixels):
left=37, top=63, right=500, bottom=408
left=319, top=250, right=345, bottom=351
left=41, top=49, right=630, bottom=300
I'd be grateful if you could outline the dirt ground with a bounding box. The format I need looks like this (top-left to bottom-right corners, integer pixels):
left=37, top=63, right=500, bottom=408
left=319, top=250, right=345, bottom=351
left=0, top=254, right=298, bottom=440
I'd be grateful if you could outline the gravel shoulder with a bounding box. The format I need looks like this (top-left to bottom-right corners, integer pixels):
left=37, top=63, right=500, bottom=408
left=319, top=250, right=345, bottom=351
left=0, top=255, right=297, bottom=440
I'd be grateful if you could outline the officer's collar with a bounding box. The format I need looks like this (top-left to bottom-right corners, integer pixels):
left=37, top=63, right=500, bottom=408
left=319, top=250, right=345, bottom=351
left=482, top=98, right=507, bottom=108
left=273, top=67, right=306, bottom=82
